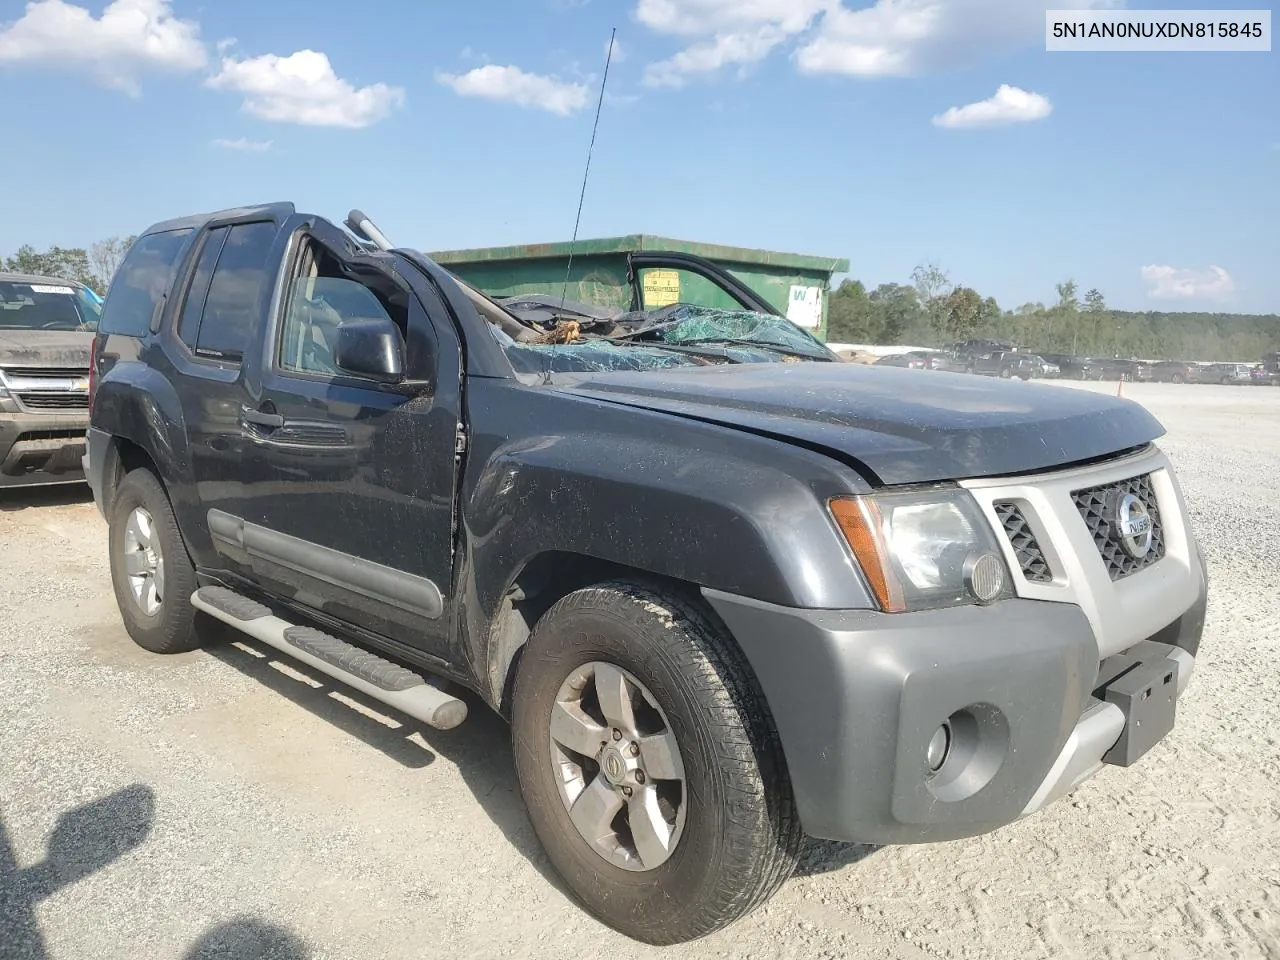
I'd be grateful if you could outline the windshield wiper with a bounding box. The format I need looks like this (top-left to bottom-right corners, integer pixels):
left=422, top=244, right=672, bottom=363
left=672, top=338, right=834, bottom=362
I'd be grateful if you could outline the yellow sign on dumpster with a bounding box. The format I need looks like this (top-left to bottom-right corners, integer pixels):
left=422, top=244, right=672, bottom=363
left=642, top=269, right=681, bottom=308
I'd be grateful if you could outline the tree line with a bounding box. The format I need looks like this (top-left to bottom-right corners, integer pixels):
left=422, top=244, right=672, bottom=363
left=3, top=237, right=137, bottom=299
left=6, top=239, right=1277, bottom=362
left=827, top=263, right=1280, bottom=362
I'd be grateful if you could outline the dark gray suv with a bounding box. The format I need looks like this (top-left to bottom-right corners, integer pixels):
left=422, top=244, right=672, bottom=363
left=84, top=203, right=1209, bottom=944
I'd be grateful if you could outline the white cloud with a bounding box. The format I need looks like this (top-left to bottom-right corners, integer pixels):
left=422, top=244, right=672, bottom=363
left=212, top=137, right=272, bottom=152
left=635, top=0, right=828, bottom=36
left=796, top=0, right=1121, bottom=77
left=1140, top=265, right=1235, bottom=301
left=644, top=25, right=789, bottom=87
left=207, top=50, right=404, bottom=128
left=636, top=0, right=828, bottom=86
left=0, top=0, right=205, bottom=93
left=605, top=36, right=625, bottom=62
left=932, top=84, right=1052, bottom=129
left=631, top=0, right=1122, bottom=86
left=437, top=64, right=588, bottom=116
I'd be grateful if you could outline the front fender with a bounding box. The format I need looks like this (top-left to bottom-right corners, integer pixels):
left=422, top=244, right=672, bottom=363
left=456, top=379, right=878, bottom=698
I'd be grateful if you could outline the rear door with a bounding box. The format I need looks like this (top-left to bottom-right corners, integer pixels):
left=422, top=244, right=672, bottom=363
left=229, top=220, right=462, bottom=663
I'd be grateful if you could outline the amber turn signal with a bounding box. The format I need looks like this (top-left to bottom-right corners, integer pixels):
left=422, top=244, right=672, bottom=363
left=828, top=497, right=906, bottom=613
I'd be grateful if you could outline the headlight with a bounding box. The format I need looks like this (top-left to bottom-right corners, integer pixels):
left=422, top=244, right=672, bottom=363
left=829, top=488, right=1011, bottom=612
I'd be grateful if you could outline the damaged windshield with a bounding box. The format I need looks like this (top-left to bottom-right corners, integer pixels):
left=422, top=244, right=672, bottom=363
left=482, top=297, right=840, bottom=376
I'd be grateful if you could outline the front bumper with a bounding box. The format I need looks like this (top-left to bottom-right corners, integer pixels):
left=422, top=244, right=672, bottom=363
left=704, top=443, right=1208, bottom=844
left=0, top=412, right=89, bottom=489
left=704, top=578, right=1204, bottom=844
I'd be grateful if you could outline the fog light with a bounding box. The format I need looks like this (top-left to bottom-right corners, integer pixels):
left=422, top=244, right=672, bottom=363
left=927, top=722, right=951, bottom=772
left=964, top=552, right=1006, bottom=603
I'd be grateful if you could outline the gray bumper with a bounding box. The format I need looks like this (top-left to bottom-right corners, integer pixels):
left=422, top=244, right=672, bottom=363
left=0, top=413, right=89, bottom=489
left=703, top=587, right=1205, bottom=845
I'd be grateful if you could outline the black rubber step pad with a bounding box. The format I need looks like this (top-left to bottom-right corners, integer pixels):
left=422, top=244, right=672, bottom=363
left=283, top=627, right=425, bottom=692
left=196, top=587, right=271, bottom=621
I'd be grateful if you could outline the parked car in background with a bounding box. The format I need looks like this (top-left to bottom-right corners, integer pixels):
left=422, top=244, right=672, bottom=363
left=0, top=272, right=102, bottom=488
left=1248, top=364, right=1277, bottom=386
left=1210, top=363, right=1254, bottom=385
left=1096, top=358, right=1153, bottom=382
left=965, top=348, right=1038, bottom=380
left=875, top=350, right=965, bottom=372
left=1024, top=354, right=1060, bottom=378
left=1149, top=361, right=1216, bottom=384
left=1039, top=353, right=1104, bottom=380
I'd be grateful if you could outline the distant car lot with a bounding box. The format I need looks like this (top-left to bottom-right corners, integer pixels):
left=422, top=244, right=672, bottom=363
left=0, top=379, right=1276, bottom=960
left=873, top=346, right=1279, bottom=386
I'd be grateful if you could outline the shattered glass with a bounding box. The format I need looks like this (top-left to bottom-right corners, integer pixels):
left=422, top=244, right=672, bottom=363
left=630, top=305, right=835, bottom=359
left=489, top=303, right=838, bottom=375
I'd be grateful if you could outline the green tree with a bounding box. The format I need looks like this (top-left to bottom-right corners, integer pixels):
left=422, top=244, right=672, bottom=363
left=826, top=279, right=876, bottom=342
left=4, top=244, right=99, bottom=291
left=911, top=262, right=952, bottom=338
left=1084, top=288, right=1106, bottom=313
left=1055, top=279, right=1079, bottom=313
left=939, top=286, right=984, bottom=340
left=868, top=283, right=924, bottom=344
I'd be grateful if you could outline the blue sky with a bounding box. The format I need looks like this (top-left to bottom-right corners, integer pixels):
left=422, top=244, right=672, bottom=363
left=0, top=0, right=1276, bottom=312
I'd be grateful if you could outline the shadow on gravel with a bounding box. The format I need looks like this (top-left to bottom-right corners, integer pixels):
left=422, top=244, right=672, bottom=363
left=0, top=484, right=94, bottom=513
left=0, top=783, right=156, bottom=960
left=795, top=839, right=882, bottom=877
left=183, top=916, right=311, bottom=959
left=204, top=638, right=568, bottom=895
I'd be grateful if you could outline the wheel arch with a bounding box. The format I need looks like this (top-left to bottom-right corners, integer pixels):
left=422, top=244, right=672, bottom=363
left=487, top=551, right=716, bottom=716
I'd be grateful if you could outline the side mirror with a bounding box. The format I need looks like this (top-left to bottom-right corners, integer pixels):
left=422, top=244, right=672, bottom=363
left=334, top=317, right=405, bottom=383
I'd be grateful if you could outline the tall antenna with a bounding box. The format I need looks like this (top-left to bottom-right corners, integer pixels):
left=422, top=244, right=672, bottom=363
left=557, top=26, right=616, bottom=316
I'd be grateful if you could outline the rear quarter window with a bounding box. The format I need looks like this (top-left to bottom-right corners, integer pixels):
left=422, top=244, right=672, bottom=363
left=192, top=221, right=278, bottom=364
left=97, top=228, right=194, bottom=336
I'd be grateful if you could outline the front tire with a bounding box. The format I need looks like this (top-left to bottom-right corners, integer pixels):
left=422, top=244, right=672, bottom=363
left=108, top=469, right=212, bottom=654
left=511, top=582, right=802, bottom=944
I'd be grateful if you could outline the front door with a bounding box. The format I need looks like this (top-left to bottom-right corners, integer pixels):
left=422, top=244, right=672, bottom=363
left=232, top=225, right=462, bottom=664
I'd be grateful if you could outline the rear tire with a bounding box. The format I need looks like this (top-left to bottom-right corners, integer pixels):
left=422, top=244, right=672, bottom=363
left=108, top=469, right=214, bottom=654
left=511, top=581, right=802, bottom=945
left=1171, top=374, right=1185, bottom=384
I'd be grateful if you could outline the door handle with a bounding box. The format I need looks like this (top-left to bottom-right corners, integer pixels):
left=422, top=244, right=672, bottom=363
left=241, top=407, right=284, bottom=429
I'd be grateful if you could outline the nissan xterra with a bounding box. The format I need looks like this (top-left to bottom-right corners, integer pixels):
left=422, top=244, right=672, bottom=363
left=85, top=205, right=1208, bottom=945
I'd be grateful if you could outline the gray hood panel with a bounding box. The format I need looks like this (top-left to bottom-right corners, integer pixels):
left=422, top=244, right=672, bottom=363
left=560, top=363, right=1165, bottom=484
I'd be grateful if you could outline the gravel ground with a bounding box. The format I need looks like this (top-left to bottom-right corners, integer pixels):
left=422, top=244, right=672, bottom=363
left=1, top=381, right=1277, bottom=960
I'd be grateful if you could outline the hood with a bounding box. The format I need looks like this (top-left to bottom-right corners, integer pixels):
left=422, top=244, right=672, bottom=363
left=0, top=329, right=93, bottom=369
left=557, top=362, right=1165, bottom=485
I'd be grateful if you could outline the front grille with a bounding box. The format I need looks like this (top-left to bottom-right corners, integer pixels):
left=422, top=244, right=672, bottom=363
left=16, top=393, right=90, bottom=410
left=1071, top=473, right=1165, bottom=580
left=994, top=502, right=1053, bottom=583
left=1, top=366, right=86, bottom=379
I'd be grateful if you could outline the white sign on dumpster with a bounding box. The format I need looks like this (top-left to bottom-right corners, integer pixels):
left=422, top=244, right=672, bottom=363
left=786, top=285, right=823, bottom=328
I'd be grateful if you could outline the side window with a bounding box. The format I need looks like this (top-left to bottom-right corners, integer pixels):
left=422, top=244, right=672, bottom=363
left=97, top=228, right=193, bottom=336
left=192, top=221, right=278, bottom=363
left=277, top=243, right=404, bottom=379
left=177, top=227, right=228, bottom=350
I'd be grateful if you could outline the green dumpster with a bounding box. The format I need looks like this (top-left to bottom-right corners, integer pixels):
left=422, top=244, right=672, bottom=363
left=429, top=235, right=849, bottom=341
